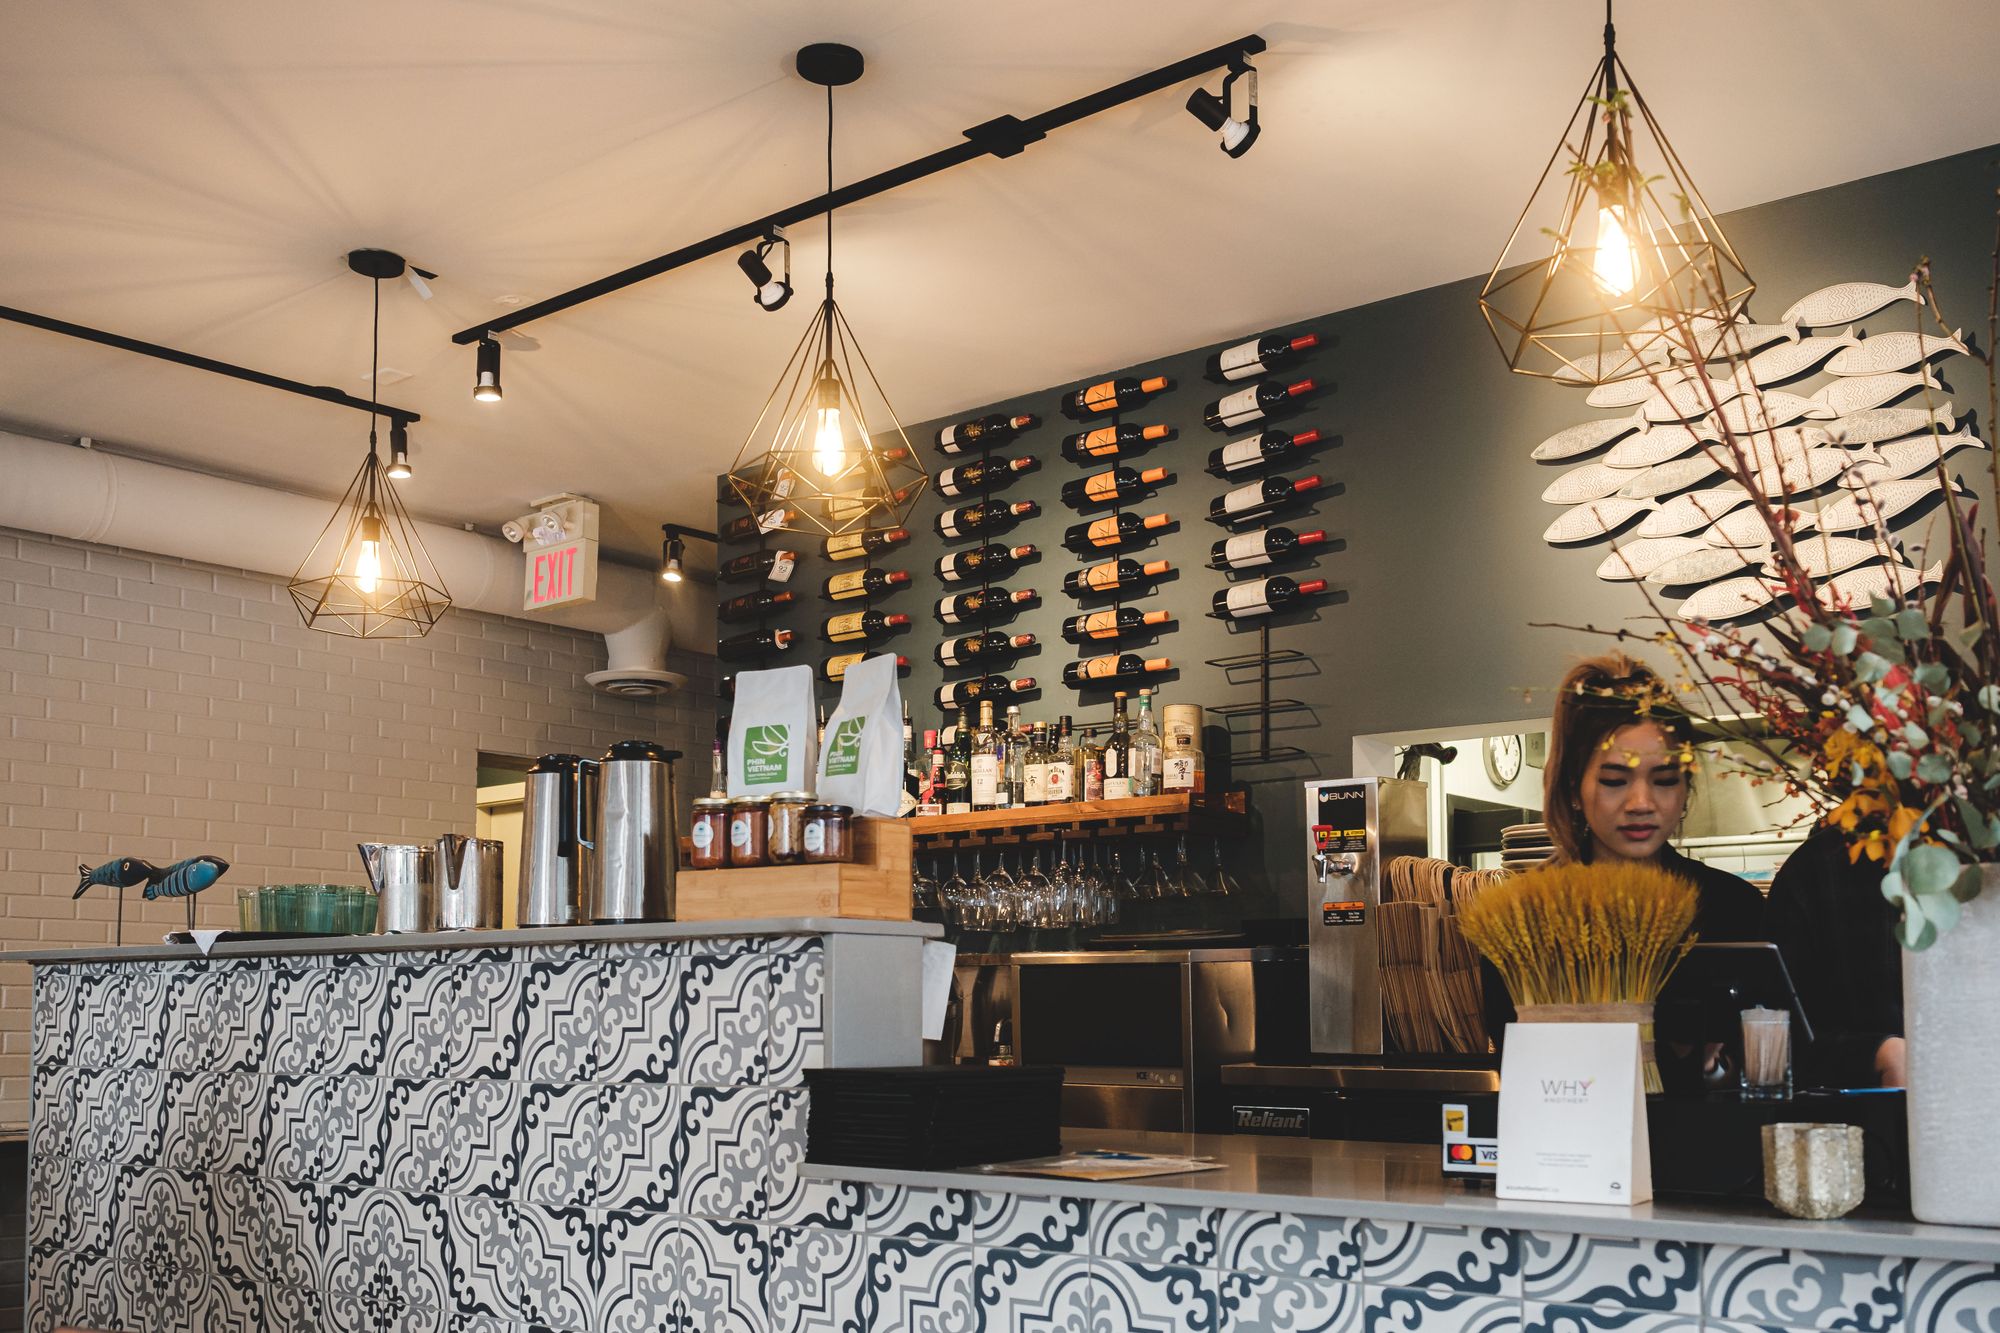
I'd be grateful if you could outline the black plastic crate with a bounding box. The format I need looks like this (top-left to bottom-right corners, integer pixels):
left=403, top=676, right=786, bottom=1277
left=804, top=1065, right=1065, bottom=1170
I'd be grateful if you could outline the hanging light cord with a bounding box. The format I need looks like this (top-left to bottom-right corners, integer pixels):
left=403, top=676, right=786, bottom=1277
left=367, top=275, right=381, bottom=456
left=824, top=81, right=834, bottom=300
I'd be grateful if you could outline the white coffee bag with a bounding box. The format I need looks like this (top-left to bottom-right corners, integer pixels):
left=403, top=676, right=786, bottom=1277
left=727, top=664, right=816, bottom=799
left=815, top=652, right=905, bottom=817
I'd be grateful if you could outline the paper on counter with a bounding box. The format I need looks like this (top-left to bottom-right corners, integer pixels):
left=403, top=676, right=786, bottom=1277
left=187, top=929, right=227, bottom=956
left=920, top=939, right=958, bottom=1041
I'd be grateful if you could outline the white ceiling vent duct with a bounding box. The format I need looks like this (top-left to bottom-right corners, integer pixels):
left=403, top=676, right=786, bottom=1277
left=0, top=430, right=712, bottom=690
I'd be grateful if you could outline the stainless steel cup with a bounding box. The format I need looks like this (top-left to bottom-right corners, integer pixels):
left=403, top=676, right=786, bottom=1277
left=434, top=834, right=505, bottom=930
left=358, top=842, right=435, bottom=933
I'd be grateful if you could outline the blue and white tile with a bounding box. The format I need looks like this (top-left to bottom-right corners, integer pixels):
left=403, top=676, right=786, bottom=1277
left=679, top=946, right=776, bottom=1085
left=443, top=1192, right=523, bottom=1324
left=976, top=1192, right=1093, bottom=1254
left=1367, top=1287, right=1522, bottom=1333
left=1520, top=1303, right=1699, bottom=1333
left=673, top=1085, right=775, bottom=1219
left=319, top=1186, right=451, bottom=1333
left=510, top=1083, right=607, bottom=1208
left=381, top=1078, right=466, bottom=1195
left=162, top=962, right=273, bottom=1073
left=1899, top=1258, right=1999, bottom=1333
left=382, top=959, right=466, bottom=1080
left=263, top=963, right=334, bottom=1075
left=1215, top=1209, right=1357, bottom=1282
left=1703, top=1244, right=1906, bottom=1330
left=671, top=1215, right=773, bottom=1333
left=263, top=1073, right=390, bottom=1187
left=766, top=1225, right=868, bottom=1333
left=1093, top=1201, right=1216, bottom=1268
left=856, top=1236, right=979, bottom=1333
left=109, top=1170, right=220, bottom=1287
left=209, top=1171, right=322, bottom=1293
left=973, top=1246, right=1095, bottom=1331
left=320, top=957, right=398, bottom=1076
left=28, top=1062, right=82, bottom=1162
left=864, top=1184, right=985, bottom=1243
left=595, top=1081, right=684, bottom=1209
left=454, top=1077, right=527, bottom=1198
left=765, top=936, right=826, bottom=1084
left=1091, top=1257, right=1218, bottom=1332
left=31, top=967, right=77, bottom=1068
left=1521, top=1233, right=1701, bottom=1314
left=1215, top=1269, right=1359, bottom=1333
left=453, top=953, right=528, bottom=1079
left=512, top=1203, right=598, bottom=1330
left=594, top=951, right=684, bottom=1082
left=1359, top=1219, right=1518, bottom=1296
left=81, top=968, right=168, bottom=1070
left=517, top=950, right=607, bottom=1083
left=588, top=1207, right=685, bottom=1332
left=763, top=1087, right=866, bottom=1230
left=74, top=1066, right=165, bottom=1166
left=156, top=1069, right=263, bottom=1175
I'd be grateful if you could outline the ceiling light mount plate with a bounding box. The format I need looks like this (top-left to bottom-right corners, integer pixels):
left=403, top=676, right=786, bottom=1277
left=796, top=43, right=863, bottom=87
left=347, top=248, right=407, bottom=281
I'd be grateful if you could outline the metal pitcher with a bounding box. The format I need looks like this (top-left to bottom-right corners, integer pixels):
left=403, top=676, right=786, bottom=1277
left=433, top=833, right=505, bottom=930
left=593, top=739, right=680, bottom=922
left=519, top=753, right=598, bottom=927
left=358, top=842, right=435, bottom=934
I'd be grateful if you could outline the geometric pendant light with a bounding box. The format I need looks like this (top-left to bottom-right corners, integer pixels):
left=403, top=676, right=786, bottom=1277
left=288, top=250, right=452, bottom=637
left=726, top=44, right=930, bottom=539
left=1476, top=0, right=1755, bottom=387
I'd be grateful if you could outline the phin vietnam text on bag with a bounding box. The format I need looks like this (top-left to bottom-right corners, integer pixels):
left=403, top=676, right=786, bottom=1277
left=727, top=664, right=817, bottom=800
left=815, top=652, right=906, bottom=817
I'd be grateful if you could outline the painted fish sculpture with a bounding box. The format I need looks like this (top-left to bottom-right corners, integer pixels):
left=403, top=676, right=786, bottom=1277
left=1531, top=415, right=1639, bottom=462
left=1646, top=544, right=1768, bottom=587
left=75, top=856, right=158, bottom=900
left=1840, top=431, right=1986, bottom=487
left=1742, top=330, right=1857, bottom=387
left=1540, top=463, right=1628, bottom=506
left=1680, top=574, right=1784, bottom=622
left=1825, top=329, right=1968, bottom=376
left=1811, top=369, right=1941, bottom=416
left=1814, top=561, right=1945, bottom=611
left=143, top=855, right=230, bottom=901
left=1636, top=485, right=1749, bottom=538
left=1825, top=402, right=1955, bottom=447
left=1770, top=536, right=1903, bottom=581
left=1606, top=421, right=1718, bottom=469
left=1593, top=537, right=1706, bottom=582
left=1781, top=278, right=1920, bottom=328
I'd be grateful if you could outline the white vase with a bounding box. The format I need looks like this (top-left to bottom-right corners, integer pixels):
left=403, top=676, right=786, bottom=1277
left=1903, top=865, right=2000, bottom=1225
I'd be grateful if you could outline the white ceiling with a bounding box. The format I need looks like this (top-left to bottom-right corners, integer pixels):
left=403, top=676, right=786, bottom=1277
left=3, top=0, right=1998, bottom=562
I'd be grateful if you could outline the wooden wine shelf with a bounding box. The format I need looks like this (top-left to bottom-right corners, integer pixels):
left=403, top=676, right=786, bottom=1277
left=908, top=792, right=1246, bottom=845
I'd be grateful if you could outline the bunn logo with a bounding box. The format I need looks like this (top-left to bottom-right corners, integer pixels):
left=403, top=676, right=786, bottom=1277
left=1232, top=1105, right=1309, bottom=1135
left=743, top=725, right=790, bottom=786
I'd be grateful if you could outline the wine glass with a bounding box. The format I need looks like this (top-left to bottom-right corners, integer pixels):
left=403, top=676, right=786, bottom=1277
left=941, top=852, right=970, bottom=926
left=984, top=849, right=1017, bottom=930
left=913, top=856, right=939, bottom=911
left=1208, top=836, right=1241, bottom=897
left=1019, top=849, right=1054, bottom=929
left=1173, top=835, right=1209, bottom=896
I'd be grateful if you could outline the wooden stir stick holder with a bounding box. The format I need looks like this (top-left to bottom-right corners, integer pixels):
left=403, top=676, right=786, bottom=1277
left=677, top=817, right=913, bottom=922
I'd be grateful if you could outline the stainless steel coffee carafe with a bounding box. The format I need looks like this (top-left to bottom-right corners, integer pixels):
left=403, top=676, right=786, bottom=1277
left=519, top=753, right=598, bottom=927
left=593, top=739, right=680, bottom=922
left=359, top=842, right=435, bottom=933
left=434, top=833, right=505, bottom=929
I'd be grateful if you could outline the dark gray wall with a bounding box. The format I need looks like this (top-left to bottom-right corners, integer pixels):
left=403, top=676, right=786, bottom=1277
left=718, top=145, right=2000, bottom=916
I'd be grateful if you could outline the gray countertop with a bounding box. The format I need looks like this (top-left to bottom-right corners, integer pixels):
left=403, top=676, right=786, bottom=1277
left=805, top=1127, right=2000, bottom=1263
left=0, top=916, right=943, bottom=966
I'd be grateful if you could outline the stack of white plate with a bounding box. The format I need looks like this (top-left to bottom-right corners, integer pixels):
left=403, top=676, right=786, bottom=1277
left=1500, top=822, right=1555, bottom=870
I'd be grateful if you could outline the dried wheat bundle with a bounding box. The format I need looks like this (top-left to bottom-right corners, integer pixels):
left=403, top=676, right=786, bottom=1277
left=1455, top=859, right=1698, bottom=1008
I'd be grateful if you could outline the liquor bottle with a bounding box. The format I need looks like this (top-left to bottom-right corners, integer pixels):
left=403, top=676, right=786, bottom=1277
left=709, top=736, right=726, bottom=797
left=1045, top=717, right=1077, bottom=803
left=901, top=704, right=921, bottom=815
left=1210, top=527, right=1328, bottom=570
left=718, top=548, right=799, bottom=584
left=971, top=701, right=1002, bottom=811
left=936, top=499, right=1038, bottom=541
left=1212, top=575, right=1330, bottom=619
left=1059, top=465, right=1171, bottom=511
left=1101, top=693, right=1134, bottom=800
left=1207, top=330, right=1320, bottom=383
left=1203, top=377, right=1316, bottom=432
left=1132, top=690, right=1163, bottom=797
left=1022, top=721, right=1051, bottom=805
left=1061, top=422, right=1171, bottom=465
left=1001, top=705, right=1025, bottom=809
left=936, top=587, right=1038, bottom=626
left=1074, top=727, right=1105, bottom=802
left=935, top=411, right=1040, bottom=456
left=936, top=631, right=1036, bottom=667
left=825, top=526, right=910, bottom=561
left=934, top=675, right=1037, bottom=711
left=824, top=567, right=911, bottom=601
left=823, top=610, right=911, bottom=644
left=936, top=543, right=1036, bottom=584
left=944, top=707, right=973, bottom=814
left=1061, top=372, right=1172, bottom=420
left=937, top=455, right=1040, bottom=498
left=717, top=628, right=793, bottom=661
left=722, top=507, right=797, bottom=541
left=1209, top=475, right=1323, bottom=524
left=1062, top=511, right=1171, bottom=554
left=918, top=729, right=944, bottom=815
left=718, top=589, right=795, bottom=623
left=1063, top=557, right=1172, bottom=598
left=822, top=652, right=911, bottom=683
left=1061, top=654, right=1170, bottom=688
left=1063, top=607, right=1172, bottom=644
left=1207, top=427, right=1324, bottom=478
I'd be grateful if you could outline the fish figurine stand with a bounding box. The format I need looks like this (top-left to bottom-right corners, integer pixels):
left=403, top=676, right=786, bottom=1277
left=75, top=854, right=230, bottom=944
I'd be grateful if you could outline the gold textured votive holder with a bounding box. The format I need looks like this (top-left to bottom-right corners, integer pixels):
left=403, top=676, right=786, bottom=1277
left=1762, top=1122, right=1865, bottom=1220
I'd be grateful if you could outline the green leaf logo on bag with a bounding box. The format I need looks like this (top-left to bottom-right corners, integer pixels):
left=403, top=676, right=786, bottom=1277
left=743, top=724, right=790, bottom=786
left=824, top=717, right=866, bottom=776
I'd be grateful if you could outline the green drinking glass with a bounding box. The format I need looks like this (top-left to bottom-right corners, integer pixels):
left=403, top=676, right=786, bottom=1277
left=297, top=885, right=338, bottom=935
left=236, top=887, right=260, bottom=933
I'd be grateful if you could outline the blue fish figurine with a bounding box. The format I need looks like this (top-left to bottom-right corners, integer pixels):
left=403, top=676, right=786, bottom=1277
left=75, top=856, right=158, bottom=900
left=142, top=855, right=230, bottom=901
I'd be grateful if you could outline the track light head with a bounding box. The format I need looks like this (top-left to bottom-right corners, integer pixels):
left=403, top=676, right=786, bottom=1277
left=659, top=526, right=686, bottom=584
left=473, top=336, right=503, bottom=402
left=737, top=229, right=793, bottom=311
left=386, top=419, right=412, bottom=480
left=1186, top=59, right=1259, bottom=158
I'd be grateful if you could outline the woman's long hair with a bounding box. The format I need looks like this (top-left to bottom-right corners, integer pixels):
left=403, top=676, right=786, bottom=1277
left=1543, top=652, right=1696, bottom=863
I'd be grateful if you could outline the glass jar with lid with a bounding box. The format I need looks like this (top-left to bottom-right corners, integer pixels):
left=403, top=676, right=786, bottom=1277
left=802, top=804, right=854, bottom=863
left=726, top=799, right=769, bottom=868
left=689, top=797, right=731, bottom=870
left=767, top=791, right=816, bottom=864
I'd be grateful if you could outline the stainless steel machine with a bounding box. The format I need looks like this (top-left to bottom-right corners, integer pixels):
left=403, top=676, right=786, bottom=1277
left=1305, top=776, right=1429, bottom=1054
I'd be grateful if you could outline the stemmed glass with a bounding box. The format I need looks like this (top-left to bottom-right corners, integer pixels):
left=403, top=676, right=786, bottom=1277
left=1173, top=835, right=1210, bottom=896
left=1019, top=849, right=1054, bottom=928
left=984, top=849, right=1017, bottom=930
left=941, top=852, right=969, bottom=926
left=1207, top=837, right=1240, bottom=896
left=913, top=856, right=940, bottom=911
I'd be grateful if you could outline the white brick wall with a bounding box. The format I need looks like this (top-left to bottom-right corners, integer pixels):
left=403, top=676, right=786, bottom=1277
left=0, top=525, right=716, bottom=1126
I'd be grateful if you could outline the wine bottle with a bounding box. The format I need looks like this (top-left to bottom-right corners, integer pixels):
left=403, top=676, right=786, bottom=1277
left=1131, top=690, right=1162, bottom=797
left=1211, top=575, right=1329, bottom=620
left=1062, top=511, right=1171, bottom=554
left=1061, top=654, right=1170, bottom=688
left=937, top=455, right=1040, bottom=498
left=718, top=548, right=799, bottom=584
left=822, top=652, right=911, bottom=683
left=936, top=632, right=1036, bottom=667
left=1063, top=557, right=1172, bottom=598
left=1101, top=692, right=1134, bottom=800
left=935, top=543, right=1036, bottom=584
left=1202, top=377, right=1316, bottom=432
left=1207, top=330, right=1320, bottom=382
left=944, top=707, right=972, bottom=813
left=822, top=483, right=918, bottom=524
left=1059, top=465, right=1170, bottom=511
left=718, top=589, right=795, bottom=623
left=1062, top=607, right=1171, bottom=644
left=935, top=411, right=1040, bottom=456
left=822, top=610, right=912, bottom=644
left=1209, top=474, right=1323, bottom=523
left=1207, top=426, right=1324, bottom=478
left=722, top=507, right=797, bottom=541
left=936, top=587, right=1038, bottom=626
left=934, top=675, right=1037, bottom=710
left=824, top=568, right=911, bottom=601
left=1210, top=527, right=1328, bottom=570
left=936, top=499, right=1038, bottom=541
left=824, top=526, right=910, bottom=561
left=1060, top=372, right=1172, bottom=421
left=1060, top=422, right=1171, bottom=465
left=718, top=628, right=794, bottom=661
left=1022, top=721, right=1051, bottom=805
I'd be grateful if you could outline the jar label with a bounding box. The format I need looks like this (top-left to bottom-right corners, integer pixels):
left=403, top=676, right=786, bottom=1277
left=1163, top=755, right=1197, bottom=791
left=691, top=821, right=715, bottom=850
left=803, top=821, right=826, bottom=854
left=729, top=817, right=752, bottom=848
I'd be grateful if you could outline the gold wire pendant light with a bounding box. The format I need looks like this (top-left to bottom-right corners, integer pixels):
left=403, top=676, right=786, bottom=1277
left=288, top=255, right=452, bottom=637
left=1477, top=1, right=1754, bottom=386
left=727, top=47, right=929, bottom=538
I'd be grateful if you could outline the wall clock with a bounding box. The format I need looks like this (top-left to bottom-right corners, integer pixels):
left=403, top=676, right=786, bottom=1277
left=1485, top=733, right=1524, bottom=788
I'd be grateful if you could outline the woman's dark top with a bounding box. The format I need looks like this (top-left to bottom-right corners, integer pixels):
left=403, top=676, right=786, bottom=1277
left=1765, top=824, right=1902, bottom=1088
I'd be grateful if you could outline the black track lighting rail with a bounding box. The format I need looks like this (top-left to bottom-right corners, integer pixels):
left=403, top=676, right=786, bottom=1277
left=0, top=303, right=422, bottom=425
left=450, top=33, right=1266, bottom=345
